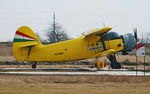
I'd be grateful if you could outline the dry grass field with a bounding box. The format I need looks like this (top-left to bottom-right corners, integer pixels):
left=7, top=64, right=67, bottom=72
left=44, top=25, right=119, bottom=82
left=0, top=43, right=12, bottom=56
left=116, top=55, right=150, bottom=63
left=1, top=55, right=150, bottom=64
left=0, top=75, right=149, bottom=94
left=0, top=56, right=15, bottom=62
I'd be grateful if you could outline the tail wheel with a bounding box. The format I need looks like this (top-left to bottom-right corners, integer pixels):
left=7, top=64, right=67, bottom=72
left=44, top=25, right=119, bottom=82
left=32, top=62, right=37, bottom=69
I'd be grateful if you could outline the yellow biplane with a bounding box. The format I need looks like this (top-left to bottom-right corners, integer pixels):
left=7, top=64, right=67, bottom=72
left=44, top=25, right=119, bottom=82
left=13, top=26, right=136, bottom=69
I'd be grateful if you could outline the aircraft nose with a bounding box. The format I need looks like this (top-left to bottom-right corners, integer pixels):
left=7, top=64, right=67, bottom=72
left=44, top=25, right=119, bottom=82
left=122, top=33, right=136, bottom=54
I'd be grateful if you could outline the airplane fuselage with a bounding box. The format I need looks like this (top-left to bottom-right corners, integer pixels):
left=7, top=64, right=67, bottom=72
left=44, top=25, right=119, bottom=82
left=14, top=36, right=124, bottom=62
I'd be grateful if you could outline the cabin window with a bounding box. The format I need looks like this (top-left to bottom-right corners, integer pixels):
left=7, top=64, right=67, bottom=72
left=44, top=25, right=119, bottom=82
left=87, top=44, right=90, bottom=48
left=96, top=42, right=99, bottom=46
left=103, top=32, right=121, bottom=41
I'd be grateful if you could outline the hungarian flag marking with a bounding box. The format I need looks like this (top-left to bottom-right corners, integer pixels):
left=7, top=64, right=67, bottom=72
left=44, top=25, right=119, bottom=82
left=13, top=31, right=37, bottom=42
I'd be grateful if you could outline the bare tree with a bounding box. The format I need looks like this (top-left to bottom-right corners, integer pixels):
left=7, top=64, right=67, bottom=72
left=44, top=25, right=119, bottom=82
left=46, top=13, right=70, bottom=44
left=138, top=32, right=150, bottom=43
left=46, top=23, right=70, bottom=44
left=145, top=32, right=150, bottom=43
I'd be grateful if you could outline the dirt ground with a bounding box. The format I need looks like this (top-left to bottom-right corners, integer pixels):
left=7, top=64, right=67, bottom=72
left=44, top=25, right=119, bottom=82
left=0, top=75, right=149, bottom=94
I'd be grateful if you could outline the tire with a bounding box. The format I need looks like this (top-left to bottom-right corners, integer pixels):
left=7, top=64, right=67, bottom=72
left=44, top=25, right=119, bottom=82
left=32, top=64, right=36, bottom=69
left=32, top=62, right=37, bottom=69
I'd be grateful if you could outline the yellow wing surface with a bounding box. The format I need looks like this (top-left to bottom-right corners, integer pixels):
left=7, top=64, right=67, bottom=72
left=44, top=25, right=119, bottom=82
left=83, top=27, right=112, bottom=39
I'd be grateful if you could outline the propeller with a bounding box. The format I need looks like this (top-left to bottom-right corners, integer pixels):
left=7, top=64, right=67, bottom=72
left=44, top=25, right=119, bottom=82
left=133, top=27, right=138, bottom=42
left=122, top=28, right=137, bottom=55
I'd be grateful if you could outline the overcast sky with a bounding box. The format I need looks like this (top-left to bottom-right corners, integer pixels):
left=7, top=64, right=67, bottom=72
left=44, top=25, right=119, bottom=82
left=0, top=0, right=149, bottom=41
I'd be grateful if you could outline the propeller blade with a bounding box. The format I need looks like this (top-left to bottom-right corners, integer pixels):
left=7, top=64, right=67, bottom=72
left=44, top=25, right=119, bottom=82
left=133, top=27, right=138, bottom=41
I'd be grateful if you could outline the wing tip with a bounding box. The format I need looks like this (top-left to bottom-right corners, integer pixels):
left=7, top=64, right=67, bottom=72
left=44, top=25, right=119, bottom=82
left=103, top=27, right=112, bottom=30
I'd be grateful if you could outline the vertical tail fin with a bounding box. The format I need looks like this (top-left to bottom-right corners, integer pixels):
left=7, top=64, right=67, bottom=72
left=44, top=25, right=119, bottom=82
left=13, top=26, right=41, bottom=61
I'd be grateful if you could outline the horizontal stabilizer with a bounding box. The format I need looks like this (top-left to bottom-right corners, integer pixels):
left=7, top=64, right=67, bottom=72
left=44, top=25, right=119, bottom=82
left=14, top=42, right=38, bottom=48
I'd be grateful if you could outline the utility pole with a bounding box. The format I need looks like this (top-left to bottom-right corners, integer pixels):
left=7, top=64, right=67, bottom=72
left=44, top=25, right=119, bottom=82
left=53, top=13, right=56, bottom=42
left=133, top=28, right=138, bottom=76
left=142, top=32, right=146, bottom=76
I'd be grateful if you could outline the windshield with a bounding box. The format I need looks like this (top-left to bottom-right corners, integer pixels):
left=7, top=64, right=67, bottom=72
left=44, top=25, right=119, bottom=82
left=103, top=32, right=121, bottom=41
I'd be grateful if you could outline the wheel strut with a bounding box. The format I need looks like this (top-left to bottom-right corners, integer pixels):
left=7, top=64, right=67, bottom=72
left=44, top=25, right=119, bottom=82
left=107, top=54, right=122, bottom=69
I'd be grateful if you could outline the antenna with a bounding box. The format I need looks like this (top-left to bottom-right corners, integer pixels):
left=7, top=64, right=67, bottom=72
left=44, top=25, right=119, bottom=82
left=133, top=27, right=138, bottom=76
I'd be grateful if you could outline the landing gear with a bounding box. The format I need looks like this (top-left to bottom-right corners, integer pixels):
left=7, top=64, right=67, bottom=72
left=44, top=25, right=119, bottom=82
left=32, top=62, right=37, bottom=69
left=107, top=54, right=122, bottom=69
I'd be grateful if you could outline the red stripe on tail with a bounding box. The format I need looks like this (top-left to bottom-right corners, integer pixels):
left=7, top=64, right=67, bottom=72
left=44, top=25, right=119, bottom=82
left=15, top=31, right=36, bottom=40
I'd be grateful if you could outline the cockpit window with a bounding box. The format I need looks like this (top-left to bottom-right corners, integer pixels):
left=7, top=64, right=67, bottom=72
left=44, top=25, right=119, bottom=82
left=103, top=32, right=121, bottom=41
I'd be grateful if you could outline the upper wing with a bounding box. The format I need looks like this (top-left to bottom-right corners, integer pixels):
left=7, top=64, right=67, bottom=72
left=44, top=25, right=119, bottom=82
left=82, top=27, right=112, bottom=39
